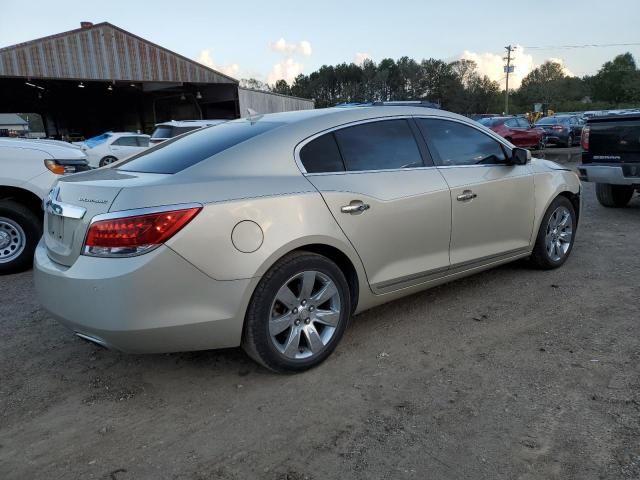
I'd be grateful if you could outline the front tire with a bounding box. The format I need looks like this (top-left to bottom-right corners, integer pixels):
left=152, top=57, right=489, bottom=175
left=530, top=196, right=576, bottom=270
left=595, top=183, right=634, bottom=208
left=242, top=251, right=351, bottom=373
left=0, top=200, right=42, bottom=275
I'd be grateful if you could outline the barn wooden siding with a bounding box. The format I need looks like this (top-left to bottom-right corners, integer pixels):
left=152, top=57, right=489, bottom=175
left=238, top=88, right=314, bottom=117
left=0, top=23, right=236, bottom=84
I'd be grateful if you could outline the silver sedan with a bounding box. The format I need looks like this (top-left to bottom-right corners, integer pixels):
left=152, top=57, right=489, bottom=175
left=34, top=105, right=581, bottom=372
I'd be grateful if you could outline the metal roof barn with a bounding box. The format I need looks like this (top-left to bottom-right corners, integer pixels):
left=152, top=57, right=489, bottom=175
left=0, top=22, right=313, bottom=139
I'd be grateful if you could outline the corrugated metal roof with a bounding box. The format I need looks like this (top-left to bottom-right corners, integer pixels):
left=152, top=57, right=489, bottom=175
left=0, top=113, right=28, bottom=125
left=0, top=22, right=237, bottom=84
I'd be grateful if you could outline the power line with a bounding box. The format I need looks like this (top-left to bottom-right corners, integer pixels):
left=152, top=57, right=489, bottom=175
left=523, top=42, right=640, bottom=50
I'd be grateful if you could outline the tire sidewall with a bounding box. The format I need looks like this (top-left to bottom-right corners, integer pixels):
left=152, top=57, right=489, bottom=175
left=245, top=253, right=351, bottom=373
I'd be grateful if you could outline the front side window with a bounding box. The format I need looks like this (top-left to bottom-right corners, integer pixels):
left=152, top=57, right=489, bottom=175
left=517, top=118, right=531, bottom=128
left=137, top=136, right=150, bottom=147
left=504, top=119, right=519, bottom=128
left=333, top=119, right=423, bottom=171
left=416, top=118, right=507, bottom=166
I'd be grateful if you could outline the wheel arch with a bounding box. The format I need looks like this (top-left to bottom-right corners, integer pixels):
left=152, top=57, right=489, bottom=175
left=254, top=239, right=365, bottom=315
left=0, top=185, right=44, bottom=220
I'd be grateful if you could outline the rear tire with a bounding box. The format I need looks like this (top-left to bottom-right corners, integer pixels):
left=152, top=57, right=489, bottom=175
left=242, top=251, right=351, bottom=373
left=99, top=156, right=118, bottom=167
left=595, top=183, right=634, bottom=208
left=0, top=200, right=42, bottom=275
left=530, top=196, right=576, bottom=270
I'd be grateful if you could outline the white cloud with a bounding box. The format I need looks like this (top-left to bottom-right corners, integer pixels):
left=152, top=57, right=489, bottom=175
left=270, top=38, right=312, bottom=57
left=548, top=57, right=574, bottom=76
left=267, top=58, right=304, bottom=84
left=353, top=52, right=372, bottom=65
left=196, top=49, right=241, bottom=78
left=460, top=46, right=574, bottom=89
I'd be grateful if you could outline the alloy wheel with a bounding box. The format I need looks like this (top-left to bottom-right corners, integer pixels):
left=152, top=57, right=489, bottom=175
left=268, top=270, right=342, bottom=360
left=0, top=217, right=26, bottom=264
left=545, top=206, right=573, bottom=262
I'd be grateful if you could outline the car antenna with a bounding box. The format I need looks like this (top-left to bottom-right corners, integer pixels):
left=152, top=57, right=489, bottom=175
left=246, top=108, right=263, bottom=124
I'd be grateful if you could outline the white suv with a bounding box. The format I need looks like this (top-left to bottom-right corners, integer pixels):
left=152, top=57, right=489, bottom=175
left=0, top=138, right=88, bottom=274
left=79, top=132, right=150, bottom=167
left=149, top=120, right=227, bottom=146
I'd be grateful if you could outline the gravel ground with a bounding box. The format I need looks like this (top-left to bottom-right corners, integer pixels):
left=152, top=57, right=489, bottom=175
left=1, top=154, right=639, bottom=480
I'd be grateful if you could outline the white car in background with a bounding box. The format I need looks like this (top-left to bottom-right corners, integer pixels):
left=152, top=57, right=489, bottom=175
left=0, top=138, right=88, bottom=274
left=150, top=119, right=227, bottom=146
left=79, top=132, right=150, bottom=167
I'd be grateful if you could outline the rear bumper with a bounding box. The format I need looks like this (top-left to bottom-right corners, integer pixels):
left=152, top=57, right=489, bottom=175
left=34, top=241, right=256, bottom=353
left=577, top=165, right=640, bottom=186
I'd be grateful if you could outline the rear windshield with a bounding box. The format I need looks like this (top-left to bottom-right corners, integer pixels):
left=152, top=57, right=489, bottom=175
left=151, top=126, right=173, bottom=139
left=84, top=132, right=111, bottom=148
left=151, top=125, right=203, bottom=139
left=118, top=120, right=284, bottom=174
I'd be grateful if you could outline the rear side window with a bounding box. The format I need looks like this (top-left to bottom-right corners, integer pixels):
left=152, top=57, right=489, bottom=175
left=113, top=136, right=139, bottom=147
left=334, top=119, right=423, bottom=171
left=416, top=118, right=507, bottom=166
left=300, top=133, right=344, bottom=173
left=118, top=121, right=284, bottom=174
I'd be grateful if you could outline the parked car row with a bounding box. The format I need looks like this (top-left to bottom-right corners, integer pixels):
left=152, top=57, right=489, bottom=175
left=477, top=114, right=585, bottom=149
left=31, top=104, right=581, bottom=372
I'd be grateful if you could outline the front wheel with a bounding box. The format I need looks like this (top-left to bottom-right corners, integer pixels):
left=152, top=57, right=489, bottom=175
left=595, top=183, right=634, bottom=208
left=0, top=200, right=42, bottom=275
left=530, top=196, right=576, bottom=270
left=242, top=251, right=351, bottom=373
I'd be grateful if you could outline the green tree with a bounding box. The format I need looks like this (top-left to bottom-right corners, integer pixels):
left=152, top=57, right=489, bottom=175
left=592, top=53, right=639, bottom=104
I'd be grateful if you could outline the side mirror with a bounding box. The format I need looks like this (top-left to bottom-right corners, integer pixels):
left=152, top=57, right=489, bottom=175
left=511, top=147, right=531, bottom=165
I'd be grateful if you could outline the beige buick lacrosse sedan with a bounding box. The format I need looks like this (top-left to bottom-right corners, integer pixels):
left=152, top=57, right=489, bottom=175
left=35, top=104, right=581, bottom=372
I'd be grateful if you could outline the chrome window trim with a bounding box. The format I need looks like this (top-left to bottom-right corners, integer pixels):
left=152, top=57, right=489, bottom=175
left=88, top=202, right=203, bottom=225
left=294, top=113, right=517, bottom=175
left=294, top=115, right=426, bottom=175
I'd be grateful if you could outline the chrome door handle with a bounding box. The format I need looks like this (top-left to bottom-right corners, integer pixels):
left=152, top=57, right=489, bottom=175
left=341, top=201, right=370, bottom=214
left=456, top=190, right=477, bottom=202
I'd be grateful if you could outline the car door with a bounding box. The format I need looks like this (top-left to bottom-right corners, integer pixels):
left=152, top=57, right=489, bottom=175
left=503, top=118, right=524, bottom=145
left=299, top=118, right=452, bottom=293
left=517, top=117, right=538, bottom=145
left=110, top=136, right=139, bottom=159
left=416, top=117, right=535, bottom=267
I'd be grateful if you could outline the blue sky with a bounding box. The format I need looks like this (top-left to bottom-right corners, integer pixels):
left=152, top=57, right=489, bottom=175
left=2, top=0, right=639, bottom=87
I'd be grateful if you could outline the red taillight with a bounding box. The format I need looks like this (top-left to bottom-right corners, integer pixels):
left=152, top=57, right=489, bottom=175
left=581, top=126, right=590, bottom=151
left=552, top=125, right=565, bottom=130
left=84, top=206, right=201, bottom=257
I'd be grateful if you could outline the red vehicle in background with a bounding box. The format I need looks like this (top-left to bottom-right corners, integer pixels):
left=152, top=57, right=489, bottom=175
left=478, top=116, right=546, bottom=150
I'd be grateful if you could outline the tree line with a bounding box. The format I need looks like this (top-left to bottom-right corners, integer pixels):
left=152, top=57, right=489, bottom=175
left=241, top=52, right=640, bottom=114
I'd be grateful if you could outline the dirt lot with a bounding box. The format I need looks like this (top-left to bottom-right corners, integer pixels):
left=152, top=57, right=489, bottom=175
left=1, top=152, right=639, bottom=480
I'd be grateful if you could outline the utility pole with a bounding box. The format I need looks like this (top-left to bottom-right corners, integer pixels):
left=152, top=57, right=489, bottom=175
left=504, top=45, right=515, bottom=115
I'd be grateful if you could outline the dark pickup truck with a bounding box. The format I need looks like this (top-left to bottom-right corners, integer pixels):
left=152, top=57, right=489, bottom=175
left=578, top=114, right=640, bottom=207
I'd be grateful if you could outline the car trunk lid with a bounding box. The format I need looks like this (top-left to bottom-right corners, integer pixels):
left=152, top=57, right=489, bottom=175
left=44, top=169, right=169, bottom=266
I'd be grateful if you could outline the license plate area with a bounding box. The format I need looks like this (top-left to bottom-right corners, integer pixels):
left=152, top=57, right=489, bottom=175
left=48, top=215, right=65, bottom=241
